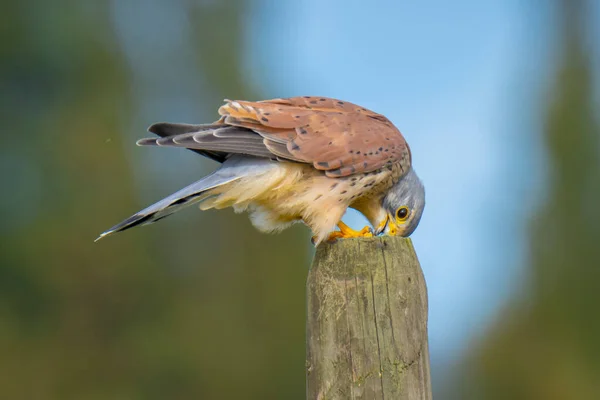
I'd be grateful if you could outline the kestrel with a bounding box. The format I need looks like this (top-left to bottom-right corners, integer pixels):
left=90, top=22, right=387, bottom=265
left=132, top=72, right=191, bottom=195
left=98, top=96, right=425, bottom=244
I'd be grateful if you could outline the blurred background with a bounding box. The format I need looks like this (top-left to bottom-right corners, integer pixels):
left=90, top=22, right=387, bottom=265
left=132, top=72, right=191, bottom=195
left=1, top=0, right=599, bottom=399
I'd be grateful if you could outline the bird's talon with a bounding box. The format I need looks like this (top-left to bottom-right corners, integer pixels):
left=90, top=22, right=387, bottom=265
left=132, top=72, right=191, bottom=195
left=330, top=221, right=374, bottom=240
left=325, top=231, right=345, bottom=242
left=358, top=226, right=374, bottom=237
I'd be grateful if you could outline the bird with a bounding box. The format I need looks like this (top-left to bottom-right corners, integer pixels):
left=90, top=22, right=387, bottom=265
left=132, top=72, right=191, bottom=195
left=97, top=96, right=425, bottom=244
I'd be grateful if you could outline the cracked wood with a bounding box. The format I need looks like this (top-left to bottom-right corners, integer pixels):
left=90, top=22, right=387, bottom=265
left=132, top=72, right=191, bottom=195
left=306, top=236, right=432, bottom=400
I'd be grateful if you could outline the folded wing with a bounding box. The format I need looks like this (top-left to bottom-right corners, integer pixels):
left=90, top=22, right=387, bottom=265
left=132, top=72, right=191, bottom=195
left=138, top=96, right=410, bottom=178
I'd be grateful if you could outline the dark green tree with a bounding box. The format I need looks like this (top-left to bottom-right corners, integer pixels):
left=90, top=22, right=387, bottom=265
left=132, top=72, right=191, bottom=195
left=0, top=1, right=308, bottom=398
left=452, top=0, right=600, bottom=398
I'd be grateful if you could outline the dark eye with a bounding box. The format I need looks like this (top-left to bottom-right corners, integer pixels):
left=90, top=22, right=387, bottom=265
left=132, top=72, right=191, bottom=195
left=396, top=206, right=409, bottom=221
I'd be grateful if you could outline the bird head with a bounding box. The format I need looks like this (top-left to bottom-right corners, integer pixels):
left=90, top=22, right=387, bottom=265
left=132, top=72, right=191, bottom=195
left=378, top=168, right=425, bottom=237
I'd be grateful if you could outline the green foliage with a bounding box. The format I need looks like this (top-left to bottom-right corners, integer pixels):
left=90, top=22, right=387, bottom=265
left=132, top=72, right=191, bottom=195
left=0, top=1, right=308, bottom=399
left=453, top=0, right=600, bottom=398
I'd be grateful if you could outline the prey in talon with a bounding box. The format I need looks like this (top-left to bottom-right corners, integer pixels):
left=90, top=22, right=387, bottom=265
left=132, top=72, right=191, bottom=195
left=97, top=96, right=425, bottom=245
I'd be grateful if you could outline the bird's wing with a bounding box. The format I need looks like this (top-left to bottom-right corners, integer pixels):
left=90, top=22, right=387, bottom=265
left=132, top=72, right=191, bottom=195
left=146, top=123, right=230, bottom=163
left=221, top=96, right=410, bottom=177
left=139, top=125, right=279, bottom=160
left=139, top=96, right=410, bottom=178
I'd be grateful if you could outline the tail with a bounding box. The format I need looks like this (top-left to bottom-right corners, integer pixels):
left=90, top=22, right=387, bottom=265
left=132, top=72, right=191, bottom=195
left=96, top=156, right=274, bottom=241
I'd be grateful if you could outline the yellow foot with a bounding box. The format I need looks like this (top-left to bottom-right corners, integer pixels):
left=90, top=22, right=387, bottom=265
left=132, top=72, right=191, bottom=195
left=338, top=221, right=373, bottom=237
left=324, top=221, right=373, bottom=242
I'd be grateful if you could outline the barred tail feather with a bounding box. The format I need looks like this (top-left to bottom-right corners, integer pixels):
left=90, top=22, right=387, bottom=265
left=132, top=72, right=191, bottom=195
left=95, top=174, right=231, bottom=241
left=95, top=156, right=275, bottom=241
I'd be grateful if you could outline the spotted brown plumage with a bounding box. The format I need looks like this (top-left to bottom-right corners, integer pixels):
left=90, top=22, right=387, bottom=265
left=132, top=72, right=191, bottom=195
left=97, top=96, right=425, bottom=244
left=218, top=96, right=410, bottom=177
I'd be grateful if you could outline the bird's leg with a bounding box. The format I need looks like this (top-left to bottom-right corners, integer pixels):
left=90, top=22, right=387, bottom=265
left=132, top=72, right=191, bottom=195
left=325, top=221, right=373, bottom=242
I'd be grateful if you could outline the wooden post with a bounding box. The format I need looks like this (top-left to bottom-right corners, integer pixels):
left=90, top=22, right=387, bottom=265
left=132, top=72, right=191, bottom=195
left=306, top=236, right=432, bottom=400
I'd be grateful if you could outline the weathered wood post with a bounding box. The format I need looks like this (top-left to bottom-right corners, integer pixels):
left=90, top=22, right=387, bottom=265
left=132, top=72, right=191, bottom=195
left=306, top=236, right=432, bottom=400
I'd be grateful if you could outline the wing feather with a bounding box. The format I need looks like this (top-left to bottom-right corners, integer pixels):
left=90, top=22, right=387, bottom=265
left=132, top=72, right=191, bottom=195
left=139, top=126, right=275, bottom=159
left=139, top=96, right=410, bottom=178
left=217, top=96, right=410, bottom=177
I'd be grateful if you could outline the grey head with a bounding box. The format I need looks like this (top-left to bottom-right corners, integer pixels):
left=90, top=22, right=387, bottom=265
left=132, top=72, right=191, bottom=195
left=382, top=167, right=425, bottom=236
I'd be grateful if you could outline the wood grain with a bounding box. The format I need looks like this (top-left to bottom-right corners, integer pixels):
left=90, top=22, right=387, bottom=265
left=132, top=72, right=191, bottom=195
left=306, top=236, right=432, bottom=400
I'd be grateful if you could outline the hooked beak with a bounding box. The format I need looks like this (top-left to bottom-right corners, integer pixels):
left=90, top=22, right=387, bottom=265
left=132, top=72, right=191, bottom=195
left=374, top=215, right=400, bottom=236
